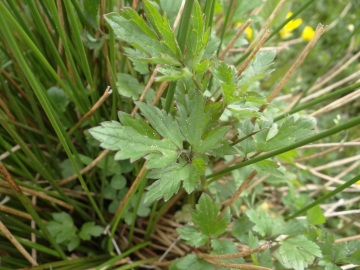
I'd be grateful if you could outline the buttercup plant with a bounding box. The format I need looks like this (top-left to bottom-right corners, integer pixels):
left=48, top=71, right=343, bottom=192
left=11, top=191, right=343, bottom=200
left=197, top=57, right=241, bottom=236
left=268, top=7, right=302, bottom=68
left=0, top=0, right=359, bottom=269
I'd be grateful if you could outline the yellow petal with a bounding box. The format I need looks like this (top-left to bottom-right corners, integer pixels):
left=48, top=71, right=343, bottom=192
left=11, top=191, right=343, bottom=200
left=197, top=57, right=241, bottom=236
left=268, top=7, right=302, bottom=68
left=245, top=27, right=253, bottom=40
left=286, top=12, right=293, bottom=18
left=279, top=12, right=303, bottom=39
left=285, top=18, right=303, bottom=32
left=302, top=26, right=315, bottom=41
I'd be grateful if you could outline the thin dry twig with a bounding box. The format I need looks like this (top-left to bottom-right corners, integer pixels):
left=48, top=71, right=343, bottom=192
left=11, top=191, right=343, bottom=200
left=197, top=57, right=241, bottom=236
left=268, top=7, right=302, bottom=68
left=298, top=142, right=360, bottom=149
left=308, top=51, right=360, bottom=94
left=335, top=234, right=360, bottom=243
left=0, top=145, right=21, bottom=161
left=113, top=162, right=147, bottom=221
left=312, top=155, right=360, bottom=171
left=296, top=139, right=360, bottom=162
left=31, top=195, right=37, bottom=261
left=57, top=149, right=110, bottom=185
left=0, top=180, right=74, bottom=211
left=219, top=170, right=258, bottom=218
left=68, top=86, right=113, bottom=135
left=258, top=24, right=327, bottom=114
left=202, top=256, right=272, bottom=270
left=297, top=209, right=360, bottom=219
left=237, top=30, right=272, bottom=76
left=310, top=89, right=360, bottom=117
left=245, top=0, right=287, bottom=54
left=196, top=241, right=271, bottom=260
left=219, top=19, right=252, bottom=60
left=301, top=70, right=360, bottom=103
left=0, top=204, right=34, bottom=220
left=0, top=221, right=38, bottom=266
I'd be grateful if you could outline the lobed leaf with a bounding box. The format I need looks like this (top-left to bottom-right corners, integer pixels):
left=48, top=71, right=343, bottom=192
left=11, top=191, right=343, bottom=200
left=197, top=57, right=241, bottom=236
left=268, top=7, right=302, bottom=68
left=89, top=121, right=177, bottom=163
left=277, top=235, right=322, bottom=270
left=192, top=194, right=230, bottom=237
left=136, top=102, right=184, bottom=149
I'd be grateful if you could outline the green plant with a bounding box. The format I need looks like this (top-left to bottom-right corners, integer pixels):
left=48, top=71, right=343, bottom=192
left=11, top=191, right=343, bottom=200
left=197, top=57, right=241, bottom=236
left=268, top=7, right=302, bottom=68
left=0, top=0, right=359, bottom=269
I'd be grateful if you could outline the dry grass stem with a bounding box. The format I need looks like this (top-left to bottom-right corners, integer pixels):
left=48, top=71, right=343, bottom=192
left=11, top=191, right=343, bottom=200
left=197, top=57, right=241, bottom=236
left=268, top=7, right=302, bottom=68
left=297, top=209, right=360, bottom=219
left=113, top=161, right=147, bottom=221
left=0, top=181, right=74, bottom=211
left=302, top=70, right=360, bottom=103
left=159, top=237, right=182, bottom=261
left=308, top=51, right=360, bottom=93
left=152, top=82, right=169, bottom=106
left=271, top=184, right=359, bottom=193
left=68, top=86, right=112, bottom=135
left=310, top=89, right=360, bottom=117
left=335, top=234, right=360, bottom=243
left=173, top=0, right=186, bottom=30
left=132, top=66, right=160, bottom=115
left=312, top=155, right=360, bottom=171
left=57, top=149, right=110, bottom=185
left=196, top=241, right=271, bottom=260
left=236, top=30, right=272, bottom=76
left=247, top=175, right=269, bottom=191
left=132, top=0, right=184, bottom=115
left=0, top=205, right=33, bottom=220
left=296, top=145, right=352, bottom=163
left=0, top=221, right=38, bottom=266
left=0, top=145, right=21, bottom=161
left=300, top=71, right=360, bottom=103
left=335, top=160, right=360, bottom=179
left=299, top=142, right=360, bottom=149
left=326, top=2, right=352, bottom=30
left=0, top=162, right=22, bottom=193
left=258, top=24, right=326, bottom=114
left=245, top=0, right=287, bottom=54
left=219, top=19, right=252, bottom=60
left=31, top=195, right=37, bottom=260
left=202, top=257, right=272, bottom=270
left=219, top=170, right=258, bottom=218
left=294, top=163, right=359, bottom=190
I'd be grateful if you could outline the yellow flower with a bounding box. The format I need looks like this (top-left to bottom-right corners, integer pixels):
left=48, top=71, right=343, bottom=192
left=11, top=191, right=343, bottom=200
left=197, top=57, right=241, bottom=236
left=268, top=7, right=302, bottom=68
left=280, top=12, right=303, bottom=39
left=302, top=26, right=315, bottom=41
left=245, top=27, right=253, bottom=40
left=236, top=21, right=253, bottom=40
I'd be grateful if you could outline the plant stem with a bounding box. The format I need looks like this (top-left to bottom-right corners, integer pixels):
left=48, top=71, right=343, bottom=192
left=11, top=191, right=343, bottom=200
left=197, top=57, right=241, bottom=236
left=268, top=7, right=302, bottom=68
left=164, top=0, right=194, bottom=112
left=206, top=114, right=360, bottom=181
left=286, top=173, right=360, bottom=220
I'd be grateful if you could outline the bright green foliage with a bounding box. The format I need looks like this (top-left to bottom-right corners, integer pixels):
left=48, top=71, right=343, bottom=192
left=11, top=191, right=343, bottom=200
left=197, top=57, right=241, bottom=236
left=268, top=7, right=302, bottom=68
left=184, top=1, right=210, bottom=70
left=171, top=254, right=215, bottom=270
left=254, top=115, right=316, bottom=151
left=306, top=204, right=326, bottom=225
left=47, top=86, right=70, bottom=113
left=136, top=102, right=184, bottom=149
left=90, top=89, right=231, bottom=203
left=238, top=51, right=276, bottom=91
left=47, top=212, right=103, bottom=251
left=246, top=208, right=277, bottom=237
left=332, top=240, right=360, bottom=265
left=79, top=222, right=103, bottom=241
left=192, top=194, right=230, bottom=237
left=276, top=235, right=322, bottom=270
left=116, top=73, right=146, bottom=100
left=46, top=212, right=78, bottom=251
left=211, top=239, right=245, bottom=265
left=143, top=0, right=182, bottom=59
left=177, top=226, right=208, bottom=247
left=89, top=120, right=178, bottom=163
left=1, top=0, right=360, bottom=268
left=105, top=2, right=182, bottom=65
